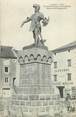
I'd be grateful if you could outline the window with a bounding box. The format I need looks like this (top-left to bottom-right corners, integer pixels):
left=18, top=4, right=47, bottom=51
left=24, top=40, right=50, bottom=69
left=5, top=67, right=8, bottom=72
left=54, top=61, right=57, bottom=68
left=72, top=87, right=76, bottom=99
left=67, top=59, right=71, bottom=67
left=67, top=73, right=71, bottom=81
left=54, top=75, right=57, bottom=81
left=5, top=77, right=8, bottom=83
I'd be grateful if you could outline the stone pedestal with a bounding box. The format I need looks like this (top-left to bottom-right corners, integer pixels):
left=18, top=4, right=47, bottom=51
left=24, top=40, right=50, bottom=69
left=10, top=45, right=53, bottom=117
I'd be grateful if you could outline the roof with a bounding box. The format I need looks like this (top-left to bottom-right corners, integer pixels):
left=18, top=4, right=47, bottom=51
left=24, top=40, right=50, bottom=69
left=51, top=41, right=76, bottom=53
left=0, top=46, right=17, bottom=59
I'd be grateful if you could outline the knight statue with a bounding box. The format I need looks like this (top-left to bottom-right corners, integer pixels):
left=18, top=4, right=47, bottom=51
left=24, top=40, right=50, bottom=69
left=21, top=4, right=49, bottom=46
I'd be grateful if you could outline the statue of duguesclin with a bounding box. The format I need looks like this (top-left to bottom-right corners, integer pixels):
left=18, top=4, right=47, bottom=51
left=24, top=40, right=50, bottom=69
left=21, top=4, right=49, bottom=46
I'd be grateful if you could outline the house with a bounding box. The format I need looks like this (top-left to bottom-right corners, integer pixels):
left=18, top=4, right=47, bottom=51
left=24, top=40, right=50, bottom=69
left=0, top=46, right=17, bottom=97
left=51, top=41, right=76, bottom=98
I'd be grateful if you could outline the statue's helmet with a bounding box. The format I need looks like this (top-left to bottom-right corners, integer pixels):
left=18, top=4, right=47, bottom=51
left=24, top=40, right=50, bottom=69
left=33, top=4, right=40, bottom=11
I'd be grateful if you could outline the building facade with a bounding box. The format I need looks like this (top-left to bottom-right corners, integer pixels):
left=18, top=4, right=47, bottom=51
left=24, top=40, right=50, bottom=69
left=0, top=46, right=17, bottom=97
left=51, top=41, right=76, bottom=99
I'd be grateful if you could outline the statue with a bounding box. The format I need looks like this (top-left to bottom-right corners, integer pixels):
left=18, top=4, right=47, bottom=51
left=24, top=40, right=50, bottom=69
left=21, top=4, right=49, bottom=46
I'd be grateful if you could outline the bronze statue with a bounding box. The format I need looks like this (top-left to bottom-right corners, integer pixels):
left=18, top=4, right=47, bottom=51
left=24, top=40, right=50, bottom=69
left=21, top=4, right=49, bottom=46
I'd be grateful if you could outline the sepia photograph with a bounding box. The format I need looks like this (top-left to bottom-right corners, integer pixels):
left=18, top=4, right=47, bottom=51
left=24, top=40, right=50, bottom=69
left=0, top=0, right=76, bottom=117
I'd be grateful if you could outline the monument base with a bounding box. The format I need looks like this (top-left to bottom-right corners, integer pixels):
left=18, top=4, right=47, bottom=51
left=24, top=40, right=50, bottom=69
left=23, top=43, right=48, bottom=50
left=8, top=45, right=61, bottom=117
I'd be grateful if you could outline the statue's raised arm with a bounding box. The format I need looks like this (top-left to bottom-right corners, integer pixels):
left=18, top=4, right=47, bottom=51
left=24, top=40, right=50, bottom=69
left=21, top=17, right=31, bottom=27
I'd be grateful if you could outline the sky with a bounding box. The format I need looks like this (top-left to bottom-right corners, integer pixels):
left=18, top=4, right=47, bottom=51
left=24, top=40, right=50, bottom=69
left=0, top=0, right=76, bottom=50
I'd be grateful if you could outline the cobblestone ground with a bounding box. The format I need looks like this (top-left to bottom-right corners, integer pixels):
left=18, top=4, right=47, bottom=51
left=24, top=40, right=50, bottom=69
left=54, top=112, right=76, bottom=117
left=0, top=98, right=76, bottom=117
left=66, top=112, right=76, bottom=117
left=0, top=110, right=76, bottom=117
